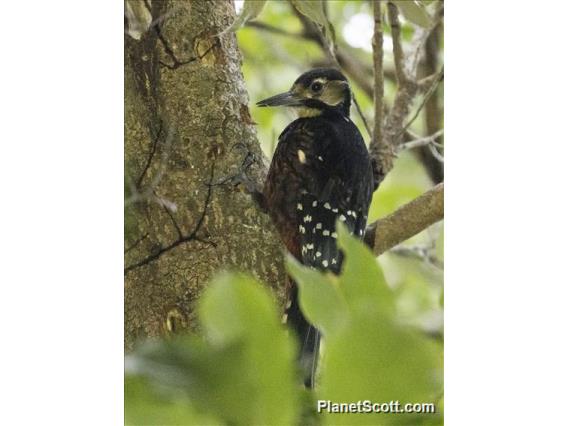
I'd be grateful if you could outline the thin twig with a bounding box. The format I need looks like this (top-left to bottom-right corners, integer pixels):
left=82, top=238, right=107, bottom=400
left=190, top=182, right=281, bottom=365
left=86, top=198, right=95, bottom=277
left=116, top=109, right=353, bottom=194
left=158, top=192, right=183, bottom=238
left=390, top=245, right=444, bottom=270
left=125, top=233, right=149, bottom=254
left=419, top=66, right=444, bottom=89
left=400, top=70, right=443, bottom=135
left=352, top=98, right=371, bottom=138
left=409, top=27, right=429, bottom=76
left=126, top=124, right=174, bottom=207
left=409, top=14, right=444, bottom=78
left=124, top=163, right=217, bottom=275
left=247, top=18, right=397, bottom=100
left=428, top=143, right=444, bottom=163
left=299, top=9, right=373, bottom=138
left=246, top=21, right=311, bottom=39
left=398, top=129, right=443, bottom=151
left=389, top=218, right=443, bottom=269
left=136, top=120, right=163, bottom=188
left=373, top=2, right=419, bottom=181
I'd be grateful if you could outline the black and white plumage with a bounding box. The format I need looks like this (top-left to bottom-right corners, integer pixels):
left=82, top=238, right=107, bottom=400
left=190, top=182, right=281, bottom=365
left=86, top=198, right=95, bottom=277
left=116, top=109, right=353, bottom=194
left=257, top=68, right=376, bottom=387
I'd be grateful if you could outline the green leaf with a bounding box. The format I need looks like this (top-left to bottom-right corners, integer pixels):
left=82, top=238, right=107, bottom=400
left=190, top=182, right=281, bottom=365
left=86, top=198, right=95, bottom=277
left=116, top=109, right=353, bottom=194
left=336, top=222, right=395, bottom=317
left=321, top=317, right=443, bottom=425
left=126, top=336, right=257, bottom=424
left=290, top=0, right=333, bottom=41
left=199, top=272, right=278, bottom=343
left=127, top=273, right=300, bottom=426
left=199, top=273, right=299, bottom=425
left=295, top=224, right=442, bottom=425
left=286, top=255, right=349, bottom=335
left=220, top=0, right=267, bottom=34
left=393, top=0, right=431, bottom=28
left=125, top=375, right=222, bottom=426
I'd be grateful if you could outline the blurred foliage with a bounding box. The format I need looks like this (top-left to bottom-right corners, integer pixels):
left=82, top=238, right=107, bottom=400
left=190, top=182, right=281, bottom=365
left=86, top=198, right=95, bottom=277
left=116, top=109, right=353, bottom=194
left=239, top=0, right=443, bottom=364
left=126, top=229, right=443, bottom=425
left=126, top=273, right=300, bottom=425
left=289, top=224, right=442, bottom=425
left=126, top=1, right=443, bottom=424
left=392, top=0, right=431, bottom=28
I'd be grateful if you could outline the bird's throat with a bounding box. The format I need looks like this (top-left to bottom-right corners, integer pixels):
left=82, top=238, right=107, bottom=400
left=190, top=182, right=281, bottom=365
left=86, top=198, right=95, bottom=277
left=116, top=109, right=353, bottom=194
left=296, top=107, right=322, bottom=118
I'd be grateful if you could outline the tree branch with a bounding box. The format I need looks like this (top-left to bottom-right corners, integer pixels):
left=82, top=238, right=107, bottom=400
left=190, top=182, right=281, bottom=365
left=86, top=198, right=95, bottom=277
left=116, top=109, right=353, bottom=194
left=247, top=19, right=397, bottom=102
left=365, top=183, right=444, bottom=256
left=373, top=2, right=443, bottom=184
left=417, top=19, right=444, bottom=184
left=398, top=129, right=443, bottom=151
left=247, top=2, right=445, bottom=259
left=388, top=2, right=407, bottom=84
left=246, top=21, right=310, bottom=39
left=400, top=69, right=443, bottom=136
left=370, top=0, right=384, bottom=174
left=289, top=4, right=372, bottom=137
left=390, top=245, right=443, bottom=270
left=427, top=143, right=444, bottom=163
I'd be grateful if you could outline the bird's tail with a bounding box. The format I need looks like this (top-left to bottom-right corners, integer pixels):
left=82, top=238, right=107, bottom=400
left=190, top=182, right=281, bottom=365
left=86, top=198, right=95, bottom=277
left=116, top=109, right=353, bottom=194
left=286, top=285, right=320, bottom=388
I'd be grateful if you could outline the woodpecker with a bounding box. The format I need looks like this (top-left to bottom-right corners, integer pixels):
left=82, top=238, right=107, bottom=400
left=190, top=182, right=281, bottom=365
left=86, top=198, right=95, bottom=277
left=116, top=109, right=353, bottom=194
left=257, top=68, right=377, bottom=387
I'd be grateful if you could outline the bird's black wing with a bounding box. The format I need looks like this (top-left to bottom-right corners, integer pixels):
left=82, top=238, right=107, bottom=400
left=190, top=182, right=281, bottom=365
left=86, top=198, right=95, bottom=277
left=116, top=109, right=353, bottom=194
left=291, top=116, right=374, bottom=273
left=281, top=116, right=374, bottom=387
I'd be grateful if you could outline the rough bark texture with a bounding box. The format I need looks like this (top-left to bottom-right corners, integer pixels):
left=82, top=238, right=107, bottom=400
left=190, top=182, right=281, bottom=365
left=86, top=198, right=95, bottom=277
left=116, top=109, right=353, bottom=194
left=124, top=0, right=286, bottom=350
left=365, top=183, right=444, bottom=256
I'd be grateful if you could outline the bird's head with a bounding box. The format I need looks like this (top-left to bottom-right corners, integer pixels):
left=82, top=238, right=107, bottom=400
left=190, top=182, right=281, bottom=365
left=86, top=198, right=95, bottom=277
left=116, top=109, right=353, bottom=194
left=256, top=68, right=351, bottom=118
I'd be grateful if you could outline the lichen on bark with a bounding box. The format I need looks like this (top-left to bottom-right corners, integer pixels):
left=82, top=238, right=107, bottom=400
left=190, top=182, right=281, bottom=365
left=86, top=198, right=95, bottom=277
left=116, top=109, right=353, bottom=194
left=124, top=0, right=286, bottom=350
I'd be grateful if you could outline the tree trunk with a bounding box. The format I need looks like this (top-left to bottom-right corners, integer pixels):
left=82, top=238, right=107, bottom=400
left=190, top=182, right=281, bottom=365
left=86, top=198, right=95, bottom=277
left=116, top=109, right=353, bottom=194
left=417, top=13, right=444, bottom=184
left=124, top=0, right=286, bottom=350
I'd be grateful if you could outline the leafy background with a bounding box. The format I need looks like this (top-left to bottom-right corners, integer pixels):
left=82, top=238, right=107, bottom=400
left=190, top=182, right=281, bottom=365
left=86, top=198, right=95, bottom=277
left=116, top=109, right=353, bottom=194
left=126, top=227, right=443, bottom=425
left=240, top=1, right=443, bottom=339
left=237, top=0, right=444, bottom=356
left=126, top=1, right=443, bottom=424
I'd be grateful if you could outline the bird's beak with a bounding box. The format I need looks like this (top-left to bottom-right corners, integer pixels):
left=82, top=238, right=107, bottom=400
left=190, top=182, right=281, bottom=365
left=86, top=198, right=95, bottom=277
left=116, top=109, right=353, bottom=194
left=256, top=91, right=303, bottom=107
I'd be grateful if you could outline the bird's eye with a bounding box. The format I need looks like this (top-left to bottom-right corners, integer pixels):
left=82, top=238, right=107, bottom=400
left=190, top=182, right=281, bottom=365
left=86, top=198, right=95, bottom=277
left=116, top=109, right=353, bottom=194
left=311, top=82, right=323, bottom=92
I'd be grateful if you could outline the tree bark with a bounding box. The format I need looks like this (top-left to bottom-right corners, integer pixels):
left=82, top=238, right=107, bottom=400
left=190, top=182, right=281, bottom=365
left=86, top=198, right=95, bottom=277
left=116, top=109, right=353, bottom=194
left=417, top=22, right=444, bottom=184
left=365, top=183, right=444, bottom=256
left=124, top=0, right=444, bottom=351
left=124, top=0, right=286, bottom=350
